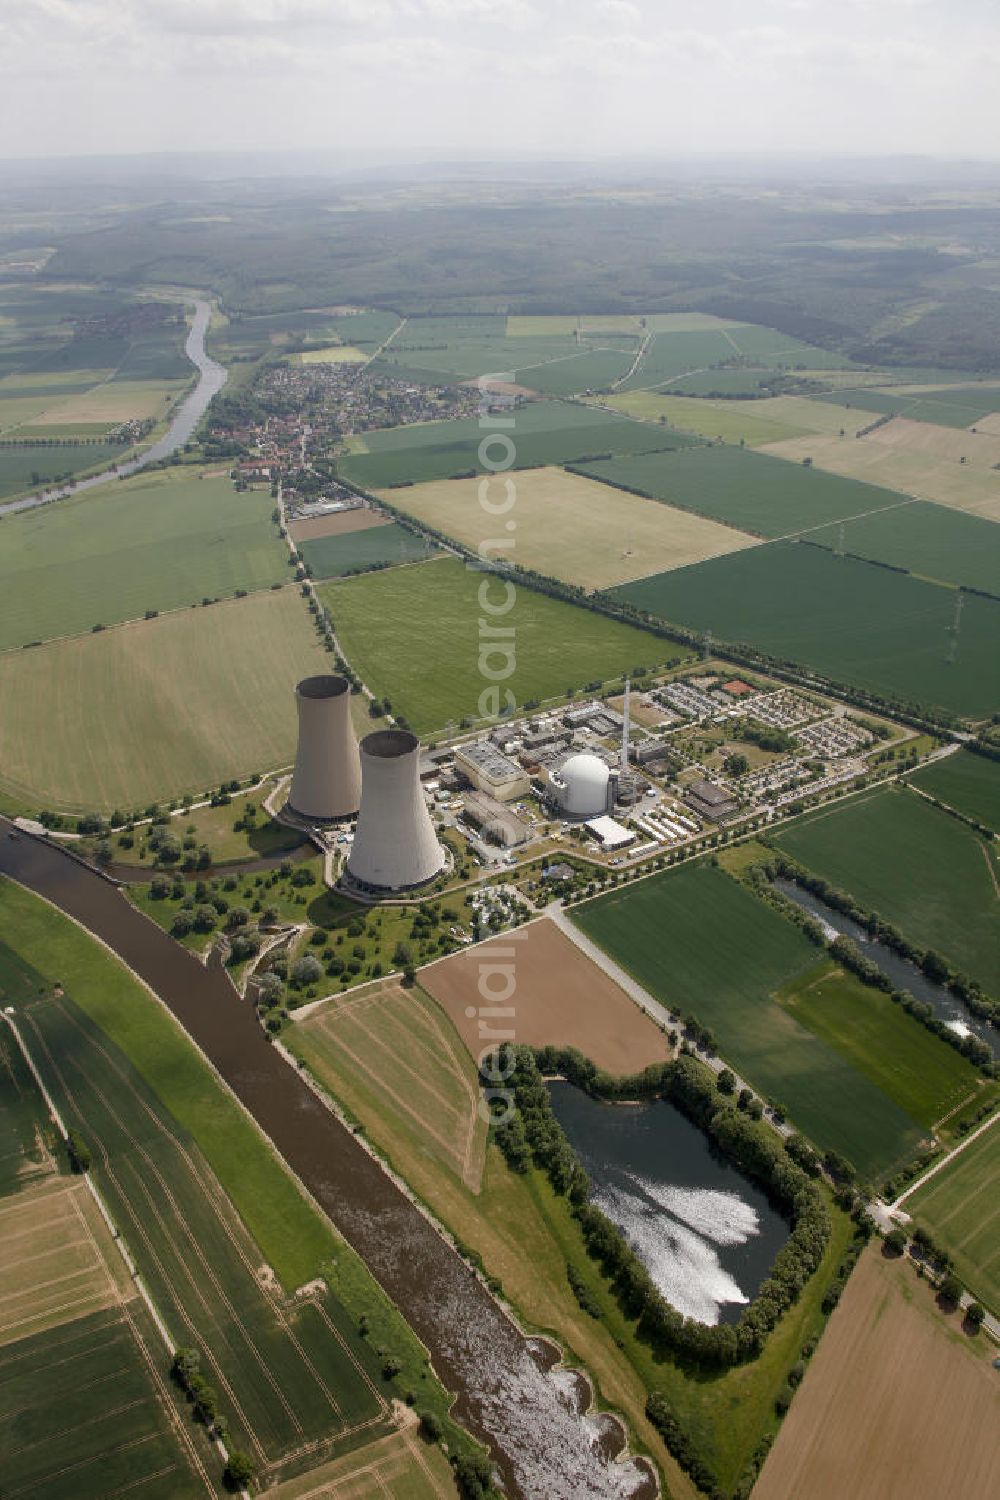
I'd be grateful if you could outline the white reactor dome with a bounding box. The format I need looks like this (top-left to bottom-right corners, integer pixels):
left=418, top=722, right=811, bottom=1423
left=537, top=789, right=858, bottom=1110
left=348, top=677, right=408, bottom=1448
left=552, top=752, right=611, bottom=818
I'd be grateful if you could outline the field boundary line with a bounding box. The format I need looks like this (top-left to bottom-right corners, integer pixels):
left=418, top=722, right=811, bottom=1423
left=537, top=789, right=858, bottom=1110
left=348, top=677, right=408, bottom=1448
left=2, top=1014, right=179, bottom=1338
left=315, top=1021, right=467, bottom=1177
left=892, top=1109, right=1000, bottom=1209
left=931, top=1090, right=982, bottom=1132
left=978, top=839, right=1000, bottom=902
left=7, top=1007, right=245, bottom=1489
left=23, top=1005, right=286, bottom=1461
left=773, top=495, right=920, bottom=543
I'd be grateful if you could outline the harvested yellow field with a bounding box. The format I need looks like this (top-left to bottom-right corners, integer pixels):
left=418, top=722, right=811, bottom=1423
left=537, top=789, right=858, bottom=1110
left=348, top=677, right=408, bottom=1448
left=23, top=378, right=185, bottom=426
left=298, top=345, right=368, bottom=364
left=761, top=418, right=1000, bottom=519
left=378, top=465, right=758, bottom=590
left=579, top=314, right=644, bottom=332
left=261, top=1425, right=457, bottom=1498
left=296, top=982, right=488, bottom=1192
left=0, top=587, right=330, bottom=811
left=971, top=411, right=1000, bottom=437
left=754, top=1244, right=1000, bottom=1500
left=506, top=314, right=578, bottom=335
left=645, top=312, right=741, bottom=331
left=751, top=394, right=884, bottom=434
left=601, top=392, right=812, bottom=446
left=0, top=1178, right=125, bottom=1347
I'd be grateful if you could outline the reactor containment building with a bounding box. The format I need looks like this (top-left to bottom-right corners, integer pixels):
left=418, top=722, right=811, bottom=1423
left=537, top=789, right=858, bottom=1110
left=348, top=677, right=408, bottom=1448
left=287, top=674, right=361, bottom=822
left=346, top=729, right=446, bottom=893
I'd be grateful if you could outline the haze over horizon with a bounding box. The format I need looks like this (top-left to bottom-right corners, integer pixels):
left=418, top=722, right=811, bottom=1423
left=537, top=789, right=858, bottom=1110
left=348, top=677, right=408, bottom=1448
left=4, top=0, right=999, bottom=164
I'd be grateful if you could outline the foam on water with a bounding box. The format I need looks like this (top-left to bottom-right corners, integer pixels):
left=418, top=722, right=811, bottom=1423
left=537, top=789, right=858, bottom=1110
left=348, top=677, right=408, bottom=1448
left=595, top=1178, right=752, bottom=1325
left=634, top=1178, right=761, bottom=1246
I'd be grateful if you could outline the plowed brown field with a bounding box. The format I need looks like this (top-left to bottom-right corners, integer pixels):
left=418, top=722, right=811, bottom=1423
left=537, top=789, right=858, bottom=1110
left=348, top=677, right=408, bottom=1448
left=289, top=509, right=391, bottom=542
left=420, top=916, right=670, bottom=1076
left=754, top=1243, right=1000, bottom=1500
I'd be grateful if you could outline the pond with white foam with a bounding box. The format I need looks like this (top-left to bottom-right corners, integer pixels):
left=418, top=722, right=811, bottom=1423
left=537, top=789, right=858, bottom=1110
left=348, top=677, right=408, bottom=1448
left=548, top=1081, right=790, bottom=1326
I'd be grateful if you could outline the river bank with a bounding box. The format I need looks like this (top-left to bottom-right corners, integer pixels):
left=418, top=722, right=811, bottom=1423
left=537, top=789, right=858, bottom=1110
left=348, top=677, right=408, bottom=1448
left=0, top=820, right=657, bottom=1500
left=0, top=297, right=226, bottom=517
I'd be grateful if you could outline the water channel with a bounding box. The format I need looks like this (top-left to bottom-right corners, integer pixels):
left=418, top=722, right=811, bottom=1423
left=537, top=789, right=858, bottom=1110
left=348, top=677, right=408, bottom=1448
left=0, top=822, right=657, bottom=1499
left=548, top=1082, right=790, bottom=1327
left=0, top=297, right=227, bottom=517
left=774, top=877, right=998, bottom=1058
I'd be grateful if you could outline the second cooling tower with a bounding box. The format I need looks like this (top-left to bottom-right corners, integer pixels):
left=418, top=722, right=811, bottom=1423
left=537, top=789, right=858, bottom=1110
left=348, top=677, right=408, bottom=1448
left=288, top=675, right=361, bottom=821
left=346, top=729, right=445, bottom=893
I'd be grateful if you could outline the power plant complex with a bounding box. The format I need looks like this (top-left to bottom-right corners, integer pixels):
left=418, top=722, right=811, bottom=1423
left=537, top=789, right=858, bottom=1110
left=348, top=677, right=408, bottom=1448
left=287, top=676, right=445, bottom=895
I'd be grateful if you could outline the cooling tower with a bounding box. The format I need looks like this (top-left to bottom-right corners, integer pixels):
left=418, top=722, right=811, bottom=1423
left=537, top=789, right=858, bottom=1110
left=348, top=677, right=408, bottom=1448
left=287, top=675, right=361, bottom=822
left=346, top=729, right=445, bottom=892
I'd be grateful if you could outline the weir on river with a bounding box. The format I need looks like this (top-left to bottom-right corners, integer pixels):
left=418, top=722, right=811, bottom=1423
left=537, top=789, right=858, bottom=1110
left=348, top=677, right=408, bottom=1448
left=0, top=822, right=657, bottom=1500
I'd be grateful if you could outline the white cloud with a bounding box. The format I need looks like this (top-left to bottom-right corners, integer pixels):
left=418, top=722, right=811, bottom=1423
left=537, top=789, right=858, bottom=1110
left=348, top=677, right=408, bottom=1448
left=0, top=0, right=995, bottom=157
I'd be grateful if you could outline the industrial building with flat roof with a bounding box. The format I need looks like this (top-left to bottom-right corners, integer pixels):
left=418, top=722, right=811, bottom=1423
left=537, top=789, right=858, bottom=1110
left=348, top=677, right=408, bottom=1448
left=585, top=815, right=636, bottom=851
left=461, top=792, right=530, bottom=847
left=685, top=779, right=740, bottom=822
left=454, top=740, right=530, bottom=802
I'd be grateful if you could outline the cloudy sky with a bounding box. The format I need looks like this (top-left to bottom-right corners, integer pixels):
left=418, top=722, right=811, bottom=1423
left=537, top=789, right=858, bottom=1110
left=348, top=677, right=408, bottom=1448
left=2, top=0, right=995, bottom=162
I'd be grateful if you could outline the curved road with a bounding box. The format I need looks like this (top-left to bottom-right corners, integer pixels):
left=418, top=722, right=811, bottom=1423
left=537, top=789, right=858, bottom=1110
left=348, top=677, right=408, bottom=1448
left=0, top=822, right=657, bottom=1500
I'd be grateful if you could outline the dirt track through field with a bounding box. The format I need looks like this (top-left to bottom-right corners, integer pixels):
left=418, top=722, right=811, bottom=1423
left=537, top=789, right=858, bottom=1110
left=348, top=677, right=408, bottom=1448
left=754, top=1244, right=1000, bottom=1500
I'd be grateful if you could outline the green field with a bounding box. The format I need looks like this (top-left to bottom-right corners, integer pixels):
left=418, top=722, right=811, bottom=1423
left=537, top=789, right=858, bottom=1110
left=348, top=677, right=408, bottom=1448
left=0, top=1000, right=56, bottom=1197
left=0, top=878, right=475, bottom=1473
left=20, top=990, right=388, bottom=1480
left=0, top=441, right=124, bottom=500
left=0, top=586, right=329, bottom=813
left=0, top=468, right=288, bottom=649
left=908, top=749, right=1000, bottom=833
left=514, top=348, right=633, bottom=396
left=776, top=962, right=982, bottom=1128
left=578, top=445, right=905, bottom=537
left=905, top=1121, right=1000, bottom=1312
left=0, top=1305, right=218, bottom=1500
left=619, top=329, right=741, bottom=389
left=775, top=786, right=1000, bottom=994
left=812, top=385, right=1000, bottom=428
left=321, top=556, right=678, bottom=735
left=805, top=498, right=1000, bottom=594
left=572, top=864, right=927, bottom=1179
left=299, top=521, right=435, bottom=580
left=338, top=399, right=695, bottom=488
left=0, top=879, right=341, bottom=1286
left=611, top=541, right=1000, bottom=720
left=599, top=392, right=810, bottom=447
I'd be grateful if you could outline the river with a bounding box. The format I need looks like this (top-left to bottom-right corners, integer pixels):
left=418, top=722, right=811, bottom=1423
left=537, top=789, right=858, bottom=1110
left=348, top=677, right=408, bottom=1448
left=0, top=298, right=227, bottom=517
left=774, top=877, right=998, bottom=1058
left=0, top=821, right=656, bottom=1500
left=548, top=1082, right=789, bottom=1327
